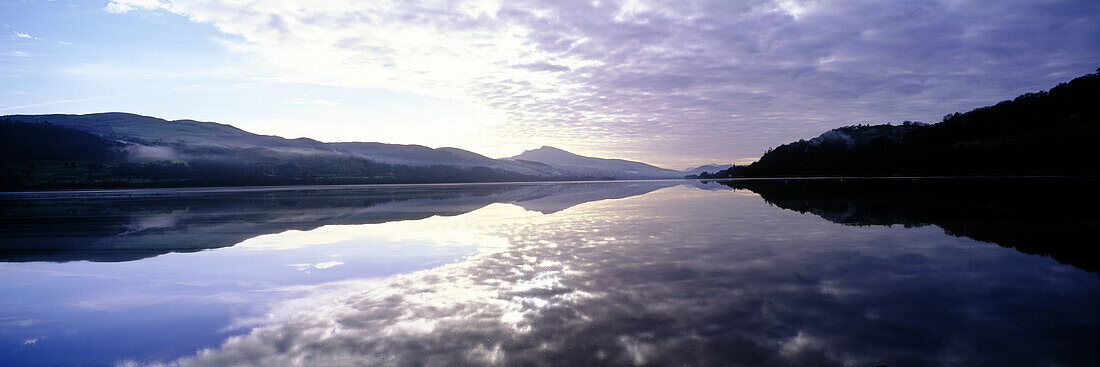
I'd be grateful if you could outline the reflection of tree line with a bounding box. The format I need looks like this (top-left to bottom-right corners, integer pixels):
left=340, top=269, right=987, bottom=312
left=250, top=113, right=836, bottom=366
left=0, top=181, right=676, bottom=263
left=0, top=187, right=483, bottom=262
left=720, top=178, right=1100, bottom=274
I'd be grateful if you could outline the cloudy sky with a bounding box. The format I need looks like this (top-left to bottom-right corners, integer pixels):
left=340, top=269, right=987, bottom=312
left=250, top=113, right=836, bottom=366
left=1, top=0, right=1097, bottom=168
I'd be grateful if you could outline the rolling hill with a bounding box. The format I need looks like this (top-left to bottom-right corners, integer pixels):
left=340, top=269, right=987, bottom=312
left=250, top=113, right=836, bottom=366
left=505, top=146, right=681, bottom=179
left=1, top=113, right=688, bottom=188
left=703, top=70, right=1100, bottom=178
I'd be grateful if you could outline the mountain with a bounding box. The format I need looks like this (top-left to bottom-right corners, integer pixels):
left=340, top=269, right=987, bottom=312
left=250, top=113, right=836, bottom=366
left=0, top=113, right=683, bottom=189
left=705, top=70, right=1100, bottom=178
left=680, top=164, right=733, bottom=177
left=3, top=113, right=496, bottom=165
left=0, top=116, right=546, bottom=188
left=1, top=120, right=123, bottom=162
left=505, top=146, right=681, bottom=179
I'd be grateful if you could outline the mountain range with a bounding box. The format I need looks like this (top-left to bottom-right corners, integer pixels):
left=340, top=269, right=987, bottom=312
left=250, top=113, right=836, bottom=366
left=1, top=112, right=711, bottom=189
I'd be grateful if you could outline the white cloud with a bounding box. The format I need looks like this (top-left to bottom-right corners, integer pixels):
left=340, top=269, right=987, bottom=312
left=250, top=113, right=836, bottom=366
left=288, top=261, right=344, bottom=271
left=105, top=0, right=167, bottom=14
left=10, top=51, right=32, bottom=57
left=104, top=3, right=133, bottom=13
left=313, top=261, right=344, bottom=270
left=14, top=31, right=39, bottom=40
left=105, top=2, right=133, bottom=13
left=0, top=96, right=105, bottom=112
left=285, top=97, right=340, bottom=106
left=774, top=0, right=817, bottom=19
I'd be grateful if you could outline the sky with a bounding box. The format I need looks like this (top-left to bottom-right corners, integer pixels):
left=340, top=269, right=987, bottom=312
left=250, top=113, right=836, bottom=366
left=1, top=0, right=1098, bottom=169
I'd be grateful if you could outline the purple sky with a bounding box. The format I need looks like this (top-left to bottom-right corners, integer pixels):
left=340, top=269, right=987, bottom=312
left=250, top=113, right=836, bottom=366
left=3, top=0, right=1099, bottom=168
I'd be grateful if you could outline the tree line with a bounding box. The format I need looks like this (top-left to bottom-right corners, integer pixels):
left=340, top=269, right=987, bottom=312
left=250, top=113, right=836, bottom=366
left=693, top=69, right=1100, bottom=178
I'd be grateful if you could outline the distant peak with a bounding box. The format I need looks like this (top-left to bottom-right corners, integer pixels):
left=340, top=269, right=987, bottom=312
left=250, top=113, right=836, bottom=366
left=517, top=145, right=578, bottom=156
left=88, top=112, right=146, bottom=117
left=506, top=145, right=583, bottom=161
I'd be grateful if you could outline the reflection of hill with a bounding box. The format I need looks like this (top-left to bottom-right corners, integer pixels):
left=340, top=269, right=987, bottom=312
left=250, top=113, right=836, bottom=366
left=0, top=181, right=677, bottom=263
left=507, top=181, right=675, bottom=213
left=722, top=178, right=1100, bottom=273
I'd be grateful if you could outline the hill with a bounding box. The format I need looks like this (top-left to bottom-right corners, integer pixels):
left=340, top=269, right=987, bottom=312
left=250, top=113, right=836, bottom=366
left=681, top=164, right=733, bottom=177
left=1, top=121, right=123, bottom=162
left=0, top=118, right=549, bottom=188
left=703, top=70, right=1100, bottom=178
left=505, top=146, right=681, bottom=179
left=4, top=113, right=496, bottom=164
left=0, top=114, right=686, bottom=189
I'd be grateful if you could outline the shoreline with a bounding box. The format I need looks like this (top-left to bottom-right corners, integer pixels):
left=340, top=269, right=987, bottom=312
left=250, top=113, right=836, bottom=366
left=4, top=175, right=1100, bottom=195
left=0, top=178, right=690, bottom=196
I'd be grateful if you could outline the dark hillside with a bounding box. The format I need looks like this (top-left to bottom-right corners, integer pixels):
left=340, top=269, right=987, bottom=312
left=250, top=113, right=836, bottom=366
left=708, top=70, right=1100, bottom=177
left=0, top=120, right=122, bottom=162
left=0, top=120, right=543, bottom=189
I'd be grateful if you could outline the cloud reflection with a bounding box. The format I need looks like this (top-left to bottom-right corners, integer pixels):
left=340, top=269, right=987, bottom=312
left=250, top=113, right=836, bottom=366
left=135, top=185, right=1100, bottom=366
left=233, top=203, right=529, bottom=253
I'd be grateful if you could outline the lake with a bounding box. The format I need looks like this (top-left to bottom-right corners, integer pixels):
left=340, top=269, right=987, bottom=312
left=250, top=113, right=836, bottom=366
left=1, top=179, right=1098, bottom=366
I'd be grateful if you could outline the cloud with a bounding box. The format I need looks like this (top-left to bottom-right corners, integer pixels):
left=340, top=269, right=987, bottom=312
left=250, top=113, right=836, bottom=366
left=10, top=51, right=32, bottom=57
left=285, top=97, right=340, bottom=106
left=105, top=3, right=132, bottom=13
left=0, top=96, right=105, bottom=112
left=59, top=62, right=259, bottom=83
left=105, top=0, right=167, bottom=14
left=512, top=62, right=571, bottom=72
left=313, top=261, right=344, bottom=270
left=105, top=0, right=1100, bottom=167
left=0, top=318, right=42, bottom=327
left=14, top=31, right=39, bottom=40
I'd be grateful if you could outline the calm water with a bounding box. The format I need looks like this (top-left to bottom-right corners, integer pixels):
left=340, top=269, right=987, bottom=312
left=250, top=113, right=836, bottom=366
left=1, top=179, right=1098, bottom=366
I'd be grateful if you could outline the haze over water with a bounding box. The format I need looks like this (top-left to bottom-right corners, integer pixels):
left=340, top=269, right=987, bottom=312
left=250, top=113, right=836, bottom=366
left=1, top=180, right=1098, bottom=366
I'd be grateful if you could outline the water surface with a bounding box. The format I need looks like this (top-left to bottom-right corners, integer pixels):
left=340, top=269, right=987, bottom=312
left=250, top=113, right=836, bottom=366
left=1, top=179, right=1097, bottom=366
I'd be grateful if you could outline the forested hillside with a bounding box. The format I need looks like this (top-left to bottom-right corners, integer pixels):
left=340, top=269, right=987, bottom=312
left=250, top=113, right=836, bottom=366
left=701, top=70, right=1100, bottom=178
left=0, top=120, right=546, bottom=189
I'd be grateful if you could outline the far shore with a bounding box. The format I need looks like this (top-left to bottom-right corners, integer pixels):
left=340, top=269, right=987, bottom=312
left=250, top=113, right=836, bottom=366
left=4, top=175, right=1100, bottom=195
